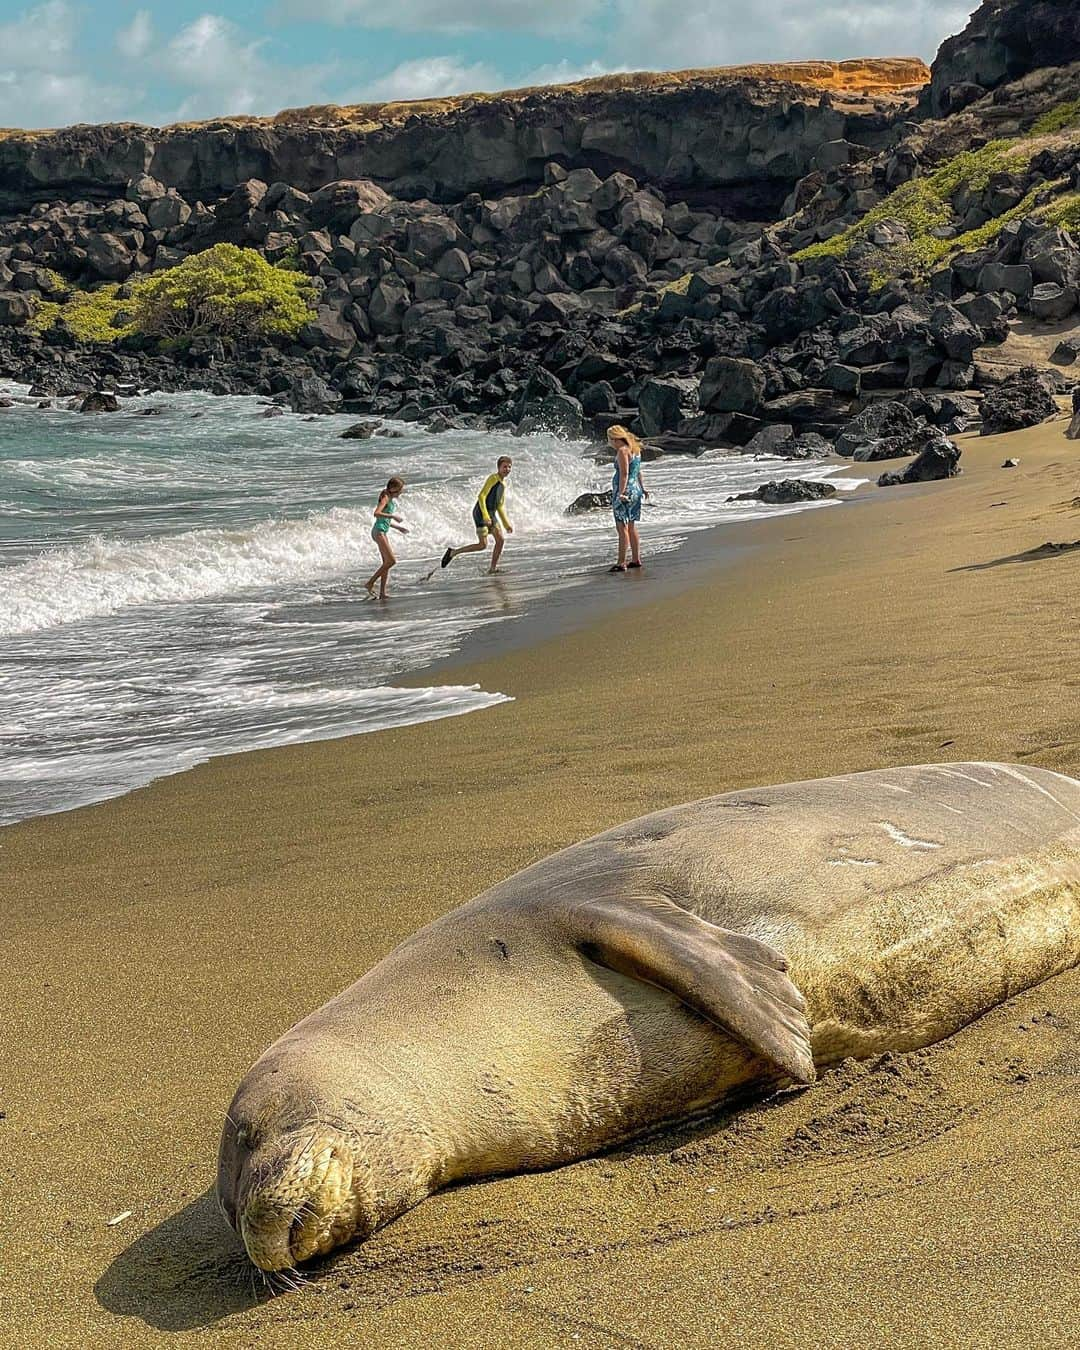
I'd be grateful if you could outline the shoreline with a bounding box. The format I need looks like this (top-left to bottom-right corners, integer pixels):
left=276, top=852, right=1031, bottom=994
left=0, top=446, right=862, bottom=830
left=4, top=417, right=1080, bottom=1347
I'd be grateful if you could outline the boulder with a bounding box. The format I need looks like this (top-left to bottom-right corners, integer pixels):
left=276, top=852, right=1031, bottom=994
left=637, top=378, right=690, bottom=436
left=744, top=423, right=796, bottom=456
left=1029, top=282, right=1076, bottom=323
left=928, top=303, right=981, bottom=361
left=834, top=400, right=918, bottom=458
left=566, top=490, right=613, bottom=515
left=79, top=391, right=120, bottom=412
left=878, top=434, right=961, bottom=486
left=0, top=291, right=36, bottom=325
left=979, top=367, right=1058, bottom=436
left=340, top=422, right=380, bottom=439
left=217, top=179, right=268, bottom=226
left=309, top=180, right=391, bottom=231
left=731, top=479, right=838, bottom=505
left=287, top=373, right=342, bottom=414
left=516, top=392, right=586, bottom=440
left=699, top=356, right=765, bottom=415
left=300, top=305, right=357, bottom=353
left=851, top=425, right=944, bottom=462
left=126, top=173, right=165, bottom=205
left=368, top=276, right=411, bottom=334
left=84, top=232, right=132, bottom=281
left=146, top=192, right=191, bottom=230
left=976, top=261, right=1032, bottom=299
left=405, top=216, right=460, bottom=260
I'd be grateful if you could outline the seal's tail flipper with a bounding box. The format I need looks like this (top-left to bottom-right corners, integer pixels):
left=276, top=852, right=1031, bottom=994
left=569, top=894, right=816, bottom=1084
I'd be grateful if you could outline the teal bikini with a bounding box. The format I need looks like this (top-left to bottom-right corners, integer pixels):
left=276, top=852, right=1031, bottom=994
left=372, top=495, right=394, bottom=538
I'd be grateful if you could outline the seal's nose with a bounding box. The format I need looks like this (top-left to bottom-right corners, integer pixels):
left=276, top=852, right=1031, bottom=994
left=239, top=1134, right=358, bottom=1271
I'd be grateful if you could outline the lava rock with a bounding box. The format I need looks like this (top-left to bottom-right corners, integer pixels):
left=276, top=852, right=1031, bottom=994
left=287, top=373, right=342, bottom=414
left=79, top=391, right=120, bottom=412
left=566, top=490, right=613, bottom=515
left=834, top=400, right=918, bottom=457
left=877, top=434, right=962, bottom=486
left=699, top=356, right=765, bottom=415
left=979, top=367, right=1058, bottom=436
left=732, top=479, right=839, bottom=504
left=1029, top=282, right=1076, bottom=323
left=340, top=421, right=380, bottom=439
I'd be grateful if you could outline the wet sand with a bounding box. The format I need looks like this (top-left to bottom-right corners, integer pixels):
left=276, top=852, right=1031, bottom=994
left=3, top=420, right=1080, bottom=1348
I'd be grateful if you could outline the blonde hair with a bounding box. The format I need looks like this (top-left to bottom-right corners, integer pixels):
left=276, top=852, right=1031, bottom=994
left=607, top=425, right=643, bottom=455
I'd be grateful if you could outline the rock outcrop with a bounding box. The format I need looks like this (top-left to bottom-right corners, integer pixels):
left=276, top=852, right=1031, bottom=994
left=930, top=0, right=1080, bottom=116
left=0, top=61, right=926, bottom=213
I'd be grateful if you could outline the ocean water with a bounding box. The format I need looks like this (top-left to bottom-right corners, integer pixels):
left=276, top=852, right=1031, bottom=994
left=0, top=384, right=862, bottom=824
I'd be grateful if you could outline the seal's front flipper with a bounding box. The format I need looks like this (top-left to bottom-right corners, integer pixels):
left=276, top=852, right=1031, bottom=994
left=570, top=895, right=816, bottom=1084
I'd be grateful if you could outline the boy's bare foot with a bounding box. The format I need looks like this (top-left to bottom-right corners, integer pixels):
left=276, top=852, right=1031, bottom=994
left=628, top=561, right=642, bottom=569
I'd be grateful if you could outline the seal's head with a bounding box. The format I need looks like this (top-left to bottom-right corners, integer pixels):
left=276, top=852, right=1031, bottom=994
left=217, top=1076, right=378, bottom=1272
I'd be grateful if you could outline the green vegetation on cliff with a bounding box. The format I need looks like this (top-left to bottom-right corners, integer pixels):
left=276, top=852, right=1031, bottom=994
left=1032, top=101, right=1080, bottom=135
left=29, top=245, right=315, bottom=345
left=793, top=131, right=1080, bottom=289
left=794, top=141, right=1027, bottom=269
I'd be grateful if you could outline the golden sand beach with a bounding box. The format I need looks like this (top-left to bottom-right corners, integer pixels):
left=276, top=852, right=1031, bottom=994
left=3, top=419, right=1079, bottom=1348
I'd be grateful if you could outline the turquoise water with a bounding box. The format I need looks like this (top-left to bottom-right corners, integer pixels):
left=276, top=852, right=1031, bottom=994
left=0, top=383, right=860, bottom=824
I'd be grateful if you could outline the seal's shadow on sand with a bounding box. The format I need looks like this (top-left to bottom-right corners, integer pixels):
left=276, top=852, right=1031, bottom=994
left=92, top=1090, right=783, bottom=1334
left=95, top=1190, right=267, bottom=1332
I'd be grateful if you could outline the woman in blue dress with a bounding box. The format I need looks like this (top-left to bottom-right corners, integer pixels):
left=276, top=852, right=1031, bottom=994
left=607, top=425, right=650, bottom=572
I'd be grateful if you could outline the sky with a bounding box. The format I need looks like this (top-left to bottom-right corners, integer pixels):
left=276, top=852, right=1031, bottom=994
left=0, top=0, right=975, bottom=130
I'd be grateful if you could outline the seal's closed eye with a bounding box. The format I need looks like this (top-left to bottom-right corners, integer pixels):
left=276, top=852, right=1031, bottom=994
left=567, top=893, right=816, bottom=1085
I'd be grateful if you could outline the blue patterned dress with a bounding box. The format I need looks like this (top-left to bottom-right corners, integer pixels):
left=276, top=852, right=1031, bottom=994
left=612, top=453, right=643, bottom=524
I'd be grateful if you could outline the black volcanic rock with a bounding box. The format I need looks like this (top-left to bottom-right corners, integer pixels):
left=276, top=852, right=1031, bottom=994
left=979, top=367, right=1059, bottom=436
left=878, top=434, right=961, bottom=485
left=930, top=0, right=1080, bottom=115
left=732, top=478, right=839, bottom=504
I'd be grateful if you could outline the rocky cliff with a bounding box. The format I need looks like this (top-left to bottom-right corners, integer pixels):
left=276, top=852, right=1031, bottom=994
left=0, top=60, right=927, bottom=214
left=930, top=0, right=1080, bottom=114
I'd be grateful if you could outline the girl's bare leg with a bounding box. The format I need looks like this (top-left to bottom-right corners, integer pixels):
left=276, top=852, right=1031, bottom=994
left=369, top=535, right=395, bottom=598
left=615, top=522, right=629, bottom=568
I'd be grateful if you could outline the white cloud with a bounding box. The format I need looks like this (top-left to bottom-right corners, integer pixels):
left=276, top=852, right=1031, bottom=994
left=358, top=55, right=498, bottom=102
left=0, top=0, right=72, bottom=70
left=278, top=0, right=602, bottom=37
left=607, top=0, right=971, bottom=69
left=0, top=2, right=129, bottom=128
left=162, top=15, right=333, bottom=121
left=116, top=10, right=154, bottom=61
left=520, top=59, right=629, bottom=88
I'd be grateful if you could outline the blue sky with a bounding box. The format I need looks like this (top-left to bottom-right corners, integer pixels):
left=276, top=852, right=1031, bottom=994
left=0, top=0, right=973, bottom=130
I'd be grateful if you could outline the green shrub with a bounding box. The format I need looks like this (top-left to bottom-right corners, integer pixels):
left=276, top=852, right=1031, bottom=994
left=1032, top=101, right=1080, bottom=136
left=27, top=245, right=315, bottom=346
left=1037, top=190, right=1080, bottom=227
left=28, top=285, right=132, bottom=341
left=131, top=244, right=314, bottom=340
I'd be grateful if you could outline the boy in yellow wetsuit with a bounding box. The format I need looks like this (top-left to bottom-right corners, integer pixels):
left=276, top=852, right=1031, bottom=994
left=441, top=456, right=513, bottom=574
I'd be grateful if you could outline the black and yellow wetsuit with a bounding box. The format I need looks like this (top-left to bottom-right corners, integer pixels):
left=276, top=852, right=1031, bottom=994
left=472, top=473, right=511, bottom=535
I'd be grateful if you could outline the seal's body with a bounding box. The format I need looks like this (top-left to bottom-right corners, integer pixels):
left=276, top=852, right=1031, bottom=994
left=218, top=763, right=1080, bottom=1270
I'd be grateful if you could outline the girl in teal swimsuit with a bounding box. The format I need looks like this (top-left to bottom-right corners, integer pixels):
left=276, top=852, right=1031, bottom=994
left=365, top=476, right=408, bottom=599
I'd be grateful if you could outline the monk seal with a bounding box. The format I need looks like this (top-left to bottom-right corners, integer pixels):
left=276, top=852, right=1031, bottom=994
left=217, top=762, right=1080, bottom=1271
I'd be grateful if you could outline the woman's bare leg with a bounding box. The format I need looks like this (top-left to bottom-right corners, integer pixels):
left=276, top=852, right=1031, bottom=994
left=615, top=522, right=629, bottom=568
left=628, top=522, right=641, bottom=565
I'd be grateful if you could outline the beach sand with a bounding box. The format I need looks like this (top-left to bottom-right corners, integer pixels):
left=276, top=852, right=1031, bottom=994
left=3, top=420, right=1080, bottom=1348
